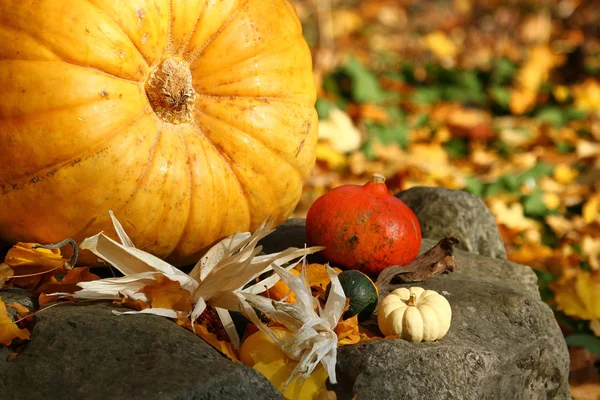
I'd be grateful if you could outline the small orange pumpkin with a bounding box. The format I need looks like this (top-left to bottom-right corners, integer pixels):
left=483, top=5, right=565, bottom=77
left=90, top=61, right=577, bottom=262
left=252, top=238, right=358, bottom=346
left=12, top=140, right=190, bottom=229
left=0, top=0, right=317, bottom=265
left=305, top=174, right=421, bottom=276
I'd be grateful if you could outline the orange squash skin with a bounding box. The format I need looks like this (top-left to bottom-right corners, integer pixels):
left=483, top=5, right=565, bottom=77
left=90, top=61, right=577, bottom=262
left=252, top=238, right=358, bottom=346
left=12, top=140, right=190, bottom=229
left=0, top=0, right=317, bottom=265
left=305, top=176, right=422, bottom=276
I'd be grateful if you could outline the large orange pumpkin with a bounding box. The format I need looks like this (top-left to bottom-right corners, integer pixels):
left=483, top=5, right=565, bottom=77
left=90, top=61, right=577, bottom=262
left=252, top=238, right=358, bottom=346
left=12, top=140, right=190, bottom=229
left=0, top=0, right=317, bottom=265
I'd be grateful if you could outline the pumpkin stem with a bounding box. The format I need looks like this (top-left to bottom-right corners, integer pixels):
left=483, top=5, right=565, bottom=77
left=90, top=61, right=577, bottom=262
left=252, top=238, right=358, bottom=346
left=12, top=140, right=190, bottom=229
left=372, top=173, right=386, bottom=184
left=145, top=58, right=196, bottom=124
left=32, top=238, right=78, bottom=269
left=406, top=292, right=418, bottom=306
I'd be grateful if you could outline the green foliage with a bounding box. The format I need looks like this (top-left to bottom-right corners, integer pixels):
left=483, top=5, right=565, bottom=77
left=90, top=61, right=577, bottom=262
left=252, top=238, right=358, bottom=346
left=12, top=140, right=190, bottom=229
left=566, top=334, right=600, bottom=357
left=315, top=98, right=336, bottom=120
left=535, top=106, right=589, bottom=127
left=467, top=162, right=556, bottom=198
left=443, top=138, right=469, bottom=158
left=491, top=58, right=518, bottom=85
left=522, top=189, right=551, bottom=218
left=534, top=269, right=556, bottom=302
left=343, top=56, right=388, bottom=104
left=364, top=121, right=409, bottom=149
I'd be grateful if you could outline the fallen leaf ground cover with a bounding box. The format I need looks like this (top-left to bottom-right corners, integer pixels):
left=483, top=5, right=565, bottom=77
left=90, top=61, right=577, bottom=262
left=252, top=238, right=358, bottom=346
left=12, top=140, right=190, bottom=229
left=290, top=0, right=600, bottom=396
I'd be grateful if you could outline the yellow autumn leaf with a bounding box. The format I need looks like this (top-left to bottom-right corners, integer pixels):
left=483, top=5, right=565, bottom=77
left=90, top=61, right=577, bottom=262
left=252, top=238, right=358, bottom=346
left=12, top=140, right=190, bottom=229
left=553, top=271, right=600, bottom=321
left=0, top=298, right=30, bottom=346
left=4, top=242, right=65, bottom=269
left=335, top=315, right=361, bottom=346
left=240, top=328, right=328, bottom=400
left=510, top=46, right=564, bottom=114
left=582, top=194, right=600, bottom=224
left=572, top=79, right=600, bottom=113
left=139, top=274, right=192, bottom=313
left=315, top=142, right=348, bottom=170
left=488, top=199, right=541, bottom=232
left=553, top=164, right=579, bottom=185
left=508, top=242, right=554, bottom=270
left=553, top=85, right=570, bottom=103
left=423, top=31, right=458, bottom=61
left=543, top=192, right=561, bottom=210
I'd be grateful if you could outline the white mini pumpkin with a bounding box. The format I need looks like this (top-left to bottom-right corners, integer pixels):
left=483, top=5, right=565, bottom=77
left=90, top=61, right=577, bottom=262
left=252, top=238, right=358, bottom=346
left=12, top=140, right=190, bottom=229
left=377, top=287, right=451, bottom=342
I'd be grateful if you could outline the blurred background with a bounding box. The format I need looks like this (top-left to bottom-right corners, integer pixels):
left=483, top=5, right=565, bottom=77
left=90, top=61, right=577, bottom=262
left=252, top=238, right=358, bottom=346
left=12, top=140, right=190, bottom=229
left=289, top=0, right=600, bottom=397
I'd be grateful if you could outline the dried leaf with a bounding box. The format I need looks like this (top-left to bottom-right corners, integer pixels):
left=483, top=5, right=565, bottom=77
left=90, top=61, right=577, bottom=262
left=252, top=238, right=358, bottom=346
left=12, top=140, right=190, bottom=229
left=37, top=267, right=101, bottom=305
left=489, top=199, right=541, bottom=232
left=572, top=79, right=600, bottom=113
left=583, top=194, right=600, bottom=224
left=335, top=315, right=360, bottom=346
left=375, top=237, right=458, bottom=290
left=553, top=271, right=600, bottom=321
left=139, top=275, right=192, bottom=313
left=315, top=142, right=348, bottom=170
left=67, top=213, right=322, bottom=357
left=0, top=298, right=30, bottom=346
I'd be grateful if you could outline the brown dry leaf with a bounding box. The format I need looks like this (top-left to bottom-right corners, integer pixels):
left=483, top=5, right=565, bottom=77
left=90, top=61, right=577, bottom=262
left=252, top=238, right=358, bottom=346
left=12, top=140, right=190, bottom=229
left=37, top=267, right=101, bottom=306
left=139, top=275, right=192, bottom=314
left=553, top=271, right=600, bottom=321
left=445, top=108, right=494, bottom=141
left=335, top=315, right=361, bottom=346
left=360, top=103, right=389, bottom=123
left=376, top=237, right=458, bottom=289
left=114, top=296, right=150, bottom=311
left=0, top=298, right=30, bottom=346
left=570, top=377, right=600, bottom=400
left=4, top=243, right=68, bottom=290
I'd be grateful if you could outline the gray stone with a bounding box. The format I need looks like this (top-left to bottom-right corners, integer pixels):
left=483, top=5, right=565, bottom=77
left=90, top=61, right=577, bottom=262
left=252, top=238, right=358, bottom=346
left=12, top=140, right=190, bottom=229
left=261, top=219, right=570, bottom=400
left=396, top=186, right=508, bottom=259
left=0, top=300, right=281, bottom=400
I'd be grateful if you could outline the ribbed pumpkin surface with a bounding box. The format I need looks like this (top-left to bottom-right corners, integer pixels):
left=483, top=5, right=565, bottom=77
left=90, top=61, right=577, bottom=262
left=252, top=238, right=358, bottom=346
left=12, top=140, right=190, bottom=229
left=0, top=0, right=317, bottom=265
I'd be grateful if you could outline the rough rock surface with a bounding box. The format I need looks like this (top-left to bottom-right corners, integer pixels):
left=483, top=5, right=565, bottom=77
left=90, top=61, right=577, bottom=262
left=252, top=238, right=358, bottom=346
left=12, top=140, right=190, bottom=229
left=262, top=219, right=570, bottom=400
left=0, top=192, right=569, bottom=399
left=0, top=298, right=280, bottom=400
left=396, top=186, right=508, bottom=259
